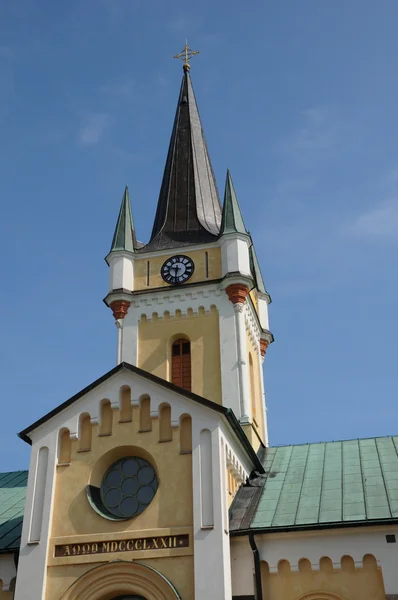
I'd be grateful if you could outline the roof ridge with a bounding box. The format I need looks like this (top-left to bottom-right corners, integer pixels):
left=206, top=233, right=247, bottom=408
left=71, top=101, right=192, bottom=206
left=268, top=434, right=398, bottom=450
left=373, top=438, right=393, bottom=518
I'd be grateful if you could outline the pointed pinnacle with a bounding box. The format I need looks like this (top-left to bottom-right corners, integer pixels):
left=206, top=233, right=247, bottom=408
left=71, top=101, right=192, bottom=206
left=110, top=186, right=136, bottom=253
left=220, top=169, right=248, bottom=236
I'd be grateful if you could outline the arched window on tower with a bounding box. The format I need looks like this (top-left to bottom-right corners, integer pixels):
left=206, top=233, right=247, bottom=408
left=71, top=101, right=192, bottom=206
left=171, top=338, right=191, bottom=392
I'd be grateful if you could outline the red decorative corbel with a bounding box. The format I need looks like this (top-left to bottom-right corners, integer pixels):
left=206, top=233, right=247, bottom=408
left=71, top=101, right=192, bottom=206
left=225, top=284, right=249, bottom=305
left=260, top=339, right=269, bottom=357
left=110, top=300, right=131, bottom=320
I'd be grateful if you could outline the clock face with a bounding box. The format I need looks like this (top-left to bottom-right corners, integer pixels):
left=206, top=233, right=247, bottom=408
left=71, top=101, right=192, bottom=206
left=161, top=255, right=194, bottom=285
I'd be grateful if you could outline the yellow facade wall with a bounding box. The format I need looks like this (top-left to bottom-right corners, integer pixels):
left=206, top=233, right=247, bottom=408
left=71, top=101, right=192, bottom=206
left=0, top=583, right=13, bottom=599
left=134, top=247, right=222, bottom=291
left=138, top=307, right=222, bottom=404
left=241, top=423, right=262, bottom=454
left=261, top=555, right=386, bottom=600
left=249, top=289, right=259, bottom=315
left=246, top=331, right=265, bottom=443
left=48, top=403, right=194, bottom=600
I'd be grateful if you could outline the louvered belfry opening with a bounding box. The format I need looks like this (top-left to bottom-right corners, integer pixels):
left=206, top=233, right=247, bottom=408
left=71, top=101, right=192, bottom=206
left=171, top=338, right=192, bottom=392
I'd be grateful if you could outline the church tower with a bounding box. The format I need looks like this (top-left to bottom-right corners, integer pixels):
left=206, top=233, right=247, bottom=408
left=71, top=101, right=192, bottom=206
left=104, top=56, right=273, bottom=448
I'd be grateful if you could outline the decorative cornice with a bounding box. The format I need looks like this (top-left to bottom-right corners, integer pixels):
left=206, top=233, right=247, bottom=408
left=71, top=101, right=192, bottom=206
left=128, top=284, right=221, bottom=310
left=105, top=249, right=135, bottom=267
left=110, top=300, right=131, bottom=320
left=103, top=290, right=134, bottom=308
left=226, top=283, right=249, bottom=304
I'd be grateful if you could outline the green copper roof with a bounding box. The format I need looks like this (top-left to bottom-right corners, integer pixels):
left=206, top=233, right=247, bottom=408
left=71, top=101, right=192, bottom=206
left=231, top=436, right=398, bottom=532
left=250, top=245, right=269, bottom=298
left=0, top=470, right=28, bottom=551
left=110, top=186, right=136, bottom=253
left=220, top=170, right=248, bottom=236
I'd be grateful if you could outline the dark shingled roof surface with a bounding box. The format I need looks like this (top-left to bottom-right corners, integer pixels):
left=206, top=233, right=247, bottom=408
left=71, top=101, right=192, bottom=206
left=0, top=470, right=28, bottom=552
left=145, top=70, right=222, bottom=251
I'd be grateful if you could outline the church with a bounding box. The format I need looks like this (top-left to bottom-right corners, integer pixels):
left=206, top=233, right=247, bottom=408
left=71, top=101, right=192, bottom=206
left=0, top=45, right=397, bottom=600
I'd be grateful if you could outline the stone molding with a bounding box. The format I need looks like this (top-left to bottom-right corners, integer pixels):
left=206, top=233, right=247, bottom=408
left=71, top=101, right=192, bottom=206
left=129, top=285, right=222, bottom=309
left=59, top=560, right=181, bottom=600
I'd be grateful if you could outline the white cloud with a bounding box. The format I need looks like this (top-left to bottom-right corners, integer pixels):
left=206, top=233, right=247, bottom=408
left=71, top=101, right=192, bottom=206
left=348, top=199, right=398, bottom=237
left=78, top=112, right=110, bottom=146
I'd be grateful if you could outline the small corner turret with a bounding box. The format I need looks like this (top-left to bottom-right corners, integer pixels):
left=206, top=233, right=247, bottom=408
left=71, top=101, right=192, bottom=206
left=109, top=186, right=136, bottom=254
left=219, top=169, right=252, bottom=288
left=104, top=186, right=135, bottom=323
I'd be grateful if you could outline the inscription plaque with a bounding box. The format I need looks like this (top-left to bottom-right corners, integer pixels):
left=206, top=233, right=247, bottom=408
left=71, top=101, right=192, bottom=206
left=55, top=534, right=189, bottom=558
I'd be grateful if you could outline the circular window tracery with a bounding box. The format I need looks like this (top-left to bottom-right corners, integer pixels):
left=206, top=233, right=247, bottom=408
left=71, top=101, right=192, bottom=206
left=100, top=457, right=158, bottom=519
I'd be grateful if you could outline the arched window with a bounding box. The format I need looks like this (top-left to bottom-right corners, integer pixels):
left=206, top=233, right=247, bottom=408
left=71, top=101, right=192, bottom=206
left=159, top=404, right=172, bottom=442
left=59, top=428, right=71, bottom=464
left=99, top=400, right=112, bottom=436
left=120, top=386, right=132, bottom=422
left=171, top=338, right=191, bottom=391
left=79, top=414, right=92, bottom=451
left=139, top=395, right=151, bottom=432
left=180, top=414, right=192, bottom=453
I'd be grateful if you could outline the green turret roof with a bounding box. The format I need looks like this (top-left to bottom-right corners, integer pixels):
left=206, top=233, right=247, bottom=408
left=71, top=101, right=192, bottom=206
left=250, top=245, right=269, bottom=298
left=220, top=170, right=248, bottom=236
left=110, top=186, right=136, bottom=253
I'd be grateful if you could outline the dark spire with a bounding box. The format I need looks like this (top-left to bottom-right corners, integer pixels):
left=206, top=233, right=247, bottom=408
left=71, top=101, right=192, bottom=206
left=145, top=70, right=222, bottom=250
left=110, top=186, right=136, bottom=253
left=220, top=169, right=248, bottom=236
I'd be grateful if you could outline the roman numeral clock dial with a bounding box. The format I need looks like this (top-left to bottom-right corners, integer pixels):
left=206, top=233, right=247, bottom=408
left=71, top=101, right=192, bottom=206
left=161, top=255, right=194, bottom=285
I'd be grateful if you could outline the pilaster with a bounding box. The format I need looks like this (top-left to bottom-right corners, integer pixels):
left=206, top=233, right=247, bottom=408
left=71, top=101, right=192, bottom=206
left=225, top=284, right=251, bottom=424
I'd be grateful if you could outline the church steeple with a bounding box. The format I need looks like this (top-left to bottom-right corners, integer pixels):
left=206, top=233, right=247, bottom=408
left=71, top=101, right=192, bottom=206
left=104, top=54, right=272, bottom=444
left=146, top=68, right=222, bottom=251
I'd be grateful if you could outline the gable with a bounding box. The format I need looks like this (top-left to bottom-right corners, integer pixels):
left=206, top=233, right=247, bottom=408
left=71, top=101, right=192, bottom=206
left=18, top=362, right=262, bottom=473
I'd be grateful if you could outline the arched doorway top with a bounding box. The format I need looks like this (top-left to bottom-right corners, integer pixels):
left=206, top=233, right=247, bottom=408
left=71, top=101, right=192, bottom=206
left=112, top=597, right=146, bottom=600
left=112, top=596, right=146, bottom=600
left=297, top=593, right=347, bottom=600
left=60, top=561, right=182, bottom=600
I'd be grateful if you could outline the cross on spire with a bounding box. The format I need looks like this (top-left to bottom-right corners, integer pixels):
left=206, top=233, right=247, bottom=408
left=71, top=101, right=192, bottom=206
left=174, top=41, right=199, bottom=72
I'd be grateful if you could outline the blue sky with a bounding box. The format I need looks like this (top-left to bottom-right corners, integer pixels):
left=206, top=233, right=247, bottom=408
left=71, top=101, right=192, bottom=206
left=1, top=0, right=398, bottom=471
